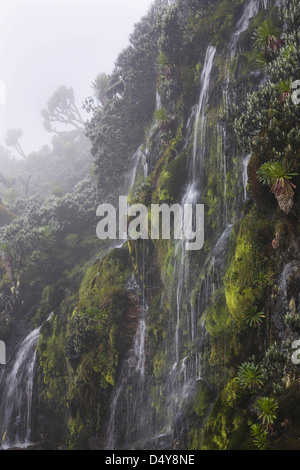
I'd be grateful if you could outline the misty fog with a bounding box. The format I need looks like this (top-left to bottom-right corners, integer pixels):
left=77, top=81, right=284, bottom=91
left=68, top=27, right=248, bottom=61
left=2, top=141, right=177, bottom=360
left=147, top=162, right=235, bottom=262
left=0, top=0, right=154, bottom=155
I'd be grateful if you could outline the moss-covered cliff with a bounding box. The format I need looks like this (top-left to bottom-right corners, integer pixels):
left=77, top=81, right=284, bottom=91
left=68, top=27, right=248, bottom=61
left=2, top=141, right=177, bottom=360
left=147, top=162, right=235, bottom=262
left=0, top=0, right=299, bottom=451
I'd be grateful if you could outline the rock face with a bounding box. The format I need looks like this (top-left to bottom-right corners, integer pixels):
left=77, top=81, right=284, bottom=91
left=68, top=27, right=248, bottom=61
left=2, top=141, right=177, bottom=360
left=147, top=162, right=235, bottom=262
left=0, top=0, right=299, bottom=451
left=122, top=285, right=143, bottom=349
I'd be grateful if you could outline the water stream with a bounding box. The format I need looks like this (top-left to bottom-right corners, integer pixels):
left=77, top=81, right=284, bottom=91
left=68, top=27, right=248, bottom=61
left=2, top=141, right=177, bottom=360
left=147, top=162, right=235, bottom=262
left=106, top=274, right=150, bottom=450
left=0, top=0, right=271, bottom=451
left=0, top=313, right=53, bottom=449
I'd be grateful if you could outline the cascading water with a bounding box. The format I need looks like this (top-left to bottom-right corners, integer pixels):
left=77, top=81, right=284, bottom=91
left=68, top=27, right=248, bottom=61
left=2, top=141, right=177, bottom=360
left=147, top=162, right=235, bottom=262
left=105, top=274, right=150, bottom=450
left=243, top=154, right=251, bottom=200
left=0, top=313, right=54, bottom=449
left=222, top=0, right=269, bottom=204
left=230, top=0, right=262, bottom=58
left=191, top=45, right=217, bottom=180
left=149, top=1, right=269, bottom=446
left=147, top=44, right=218, bottom=444
left=104, top=1, right=270, bottom=450
left=0, top=325, right=42, bottom=449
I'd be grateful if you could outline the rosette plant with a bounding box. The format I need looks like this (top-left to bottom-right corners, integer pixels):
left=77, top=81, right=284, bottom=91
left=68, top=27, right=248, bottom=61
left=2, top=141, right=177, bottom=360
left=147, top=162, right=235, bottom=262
left=257, top=160, right=298, bottom=213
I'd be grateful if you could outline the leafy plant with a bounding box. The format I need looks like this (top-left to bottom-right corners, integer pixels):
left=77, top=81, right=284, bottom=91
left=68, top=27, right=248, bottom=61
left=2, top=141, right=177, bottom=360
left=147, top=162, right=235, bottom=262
left=242, top=305, right=265, bottom=327
left=157, top=52, right=170, bottom=69
left=254, top=271, right=270, bottom=287
left=257, top=160, right=297, bottom=191
left=253, top=19, right=283, bottom=53
left=284, top=312, right=300, bottom=335
left=154, top=108, right=171, bottom=130
left=276, top=79, right=292, bottom=104
left=257, top=160, right=298, bottom=213
left=255, top=51, right=268, bottom=68
left=237, top=362, right=264, bottom=390
left=40, top=226, right=57, bottom=247
left=249, top=422, right=267, bottom=449
left=255, top=397, right=278, bottom=430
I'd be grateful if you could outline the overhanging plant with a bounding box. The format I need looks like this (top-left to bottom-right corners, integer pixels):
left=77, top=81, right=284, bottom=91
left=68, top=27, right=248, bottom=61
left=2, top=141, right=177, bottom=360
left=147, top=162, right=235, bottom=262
left=257, top=160, right=298, bottom=213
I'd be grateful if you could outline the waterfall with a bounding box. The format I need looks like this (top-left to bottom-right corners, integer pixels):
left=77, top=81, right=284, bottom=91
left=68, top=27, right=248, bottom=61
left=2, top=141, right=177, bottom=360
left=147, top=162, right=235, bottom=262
left=146, top=44, right=218, bottom=442
left=191, top=45, right=216, bottom=180
left=105, top=274, right=150, bottom=450
left=0, top=327, right=41, bottom=449
left=221, top=0, right=269, bottom=216
left=230, top=0, right=261, bottom=58
left=0, top=313, right=54, bottom=449
left=223, top=0, right=267, bottom=108
left=243, top=154, right=251, bottom=200
left=103, top=0, right=269, bottom=449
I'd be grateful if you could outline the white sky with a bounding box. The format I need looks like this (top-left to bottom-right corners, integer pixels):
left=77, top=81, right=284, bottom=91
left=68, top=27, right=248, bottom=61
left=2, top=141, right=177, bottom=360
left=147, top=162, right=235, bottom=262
left=0, top=0, right=154, bottom=155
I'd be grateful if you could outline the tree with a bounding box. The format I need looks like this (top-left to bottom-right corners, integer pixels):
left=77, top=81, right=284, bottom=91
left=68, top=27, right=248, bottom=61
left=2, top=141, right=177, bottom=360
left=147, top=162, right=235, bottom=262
left=86, top=1, right=165, bottom=193
left=5, top=129, right=26, bottom=159
left=41, top=86, right=84, bottom=134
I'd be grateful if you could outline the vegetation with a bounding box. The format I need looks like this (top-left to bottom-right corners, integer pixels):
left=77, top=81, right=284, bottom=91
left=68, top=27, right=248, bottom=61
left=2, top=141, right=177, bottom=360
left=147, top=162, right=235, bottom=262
left=242, top=306, right=265, bottom=328
left=237, top=363, right=265, bottom=390
left=0, top=0, right=299, bottom=452
left=41, top=86, right=84, bottom=134
left=254, top=397, right=279, bottom=430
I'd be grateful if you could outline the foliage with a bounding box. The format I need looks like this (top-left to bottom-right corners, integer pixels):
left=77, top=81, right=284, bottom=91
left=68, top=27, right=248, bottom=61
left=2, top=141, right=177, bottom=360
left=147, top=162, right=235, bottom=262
left=0, top=175, right=100, bottom=313
left=242, top=306, right=265, bottom=328
left=257, top=160, right=298, bottom=213
left=249, top=422, right=267, bottom=449
left=224, top=207, right=273, bottom=322
left=154, top=108, right=171, bottom=130
left=201, top=378, right=253, bottom=450
left=85, top=2, right=166, bottom=193
left=5, top=129, right=26, bottom=159
left=65, top=247, right=131, bottom=447
left=41, top=86, right=84, bottom=134
left=257, top=160, right=298, bottom=194
left=237, top=362, right=264, bottom=390
left=284, top=312, right=300, bottom=335
left=253, top=19, right=283, bottom=53
left=254, top=396, right=278, bottom=430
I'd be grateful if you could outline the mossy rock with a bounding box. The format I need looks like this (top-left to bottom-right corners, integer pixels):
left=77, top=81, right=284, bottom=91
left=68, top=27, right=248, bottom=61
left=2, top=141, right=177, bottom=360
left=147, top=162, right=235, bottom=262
left=205, top=290, right=232, bottom=337
left=193, top=380, right=213, bottom=419
left=202, top=378, right=255, bottom=450
left=224, top=206, right=273, bottom=322
left=156, top=150, right=188, bottom=202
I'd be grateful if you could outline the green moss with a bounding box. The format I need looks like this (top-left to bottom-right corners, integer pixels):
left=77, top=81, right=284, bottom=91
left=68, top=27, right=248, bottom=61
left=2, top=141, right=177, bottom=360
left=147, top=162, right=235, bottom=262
left=153, top=351, right=166, bottom=380
left=68, top=413, right=87, bottom=450
left=202, top=378, right=255, bottom=450
left=224, top=206, right=273, bottom=322
left=156, top=150, right=188, bottom=202
left=189, top=0, right=245, bottom=49
left=64, top=246, right=132, bottom=446
left=193, top=381, right=213, bottom=419
left=33, top=284, right=65, bottom=327
left=37, top=316, right=69, bottom=411
left=205, top=290, right=232, bottom=337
